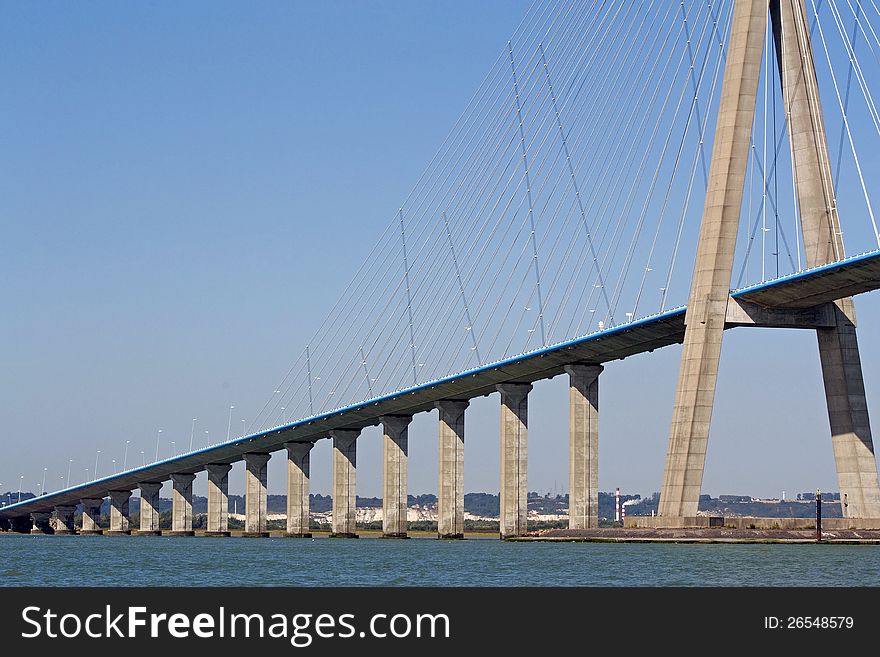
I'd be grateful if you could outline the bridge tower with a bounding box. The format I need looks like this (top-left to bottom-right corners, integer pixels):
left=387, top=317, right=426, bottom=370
left=659, top=0, right=880, bottom=519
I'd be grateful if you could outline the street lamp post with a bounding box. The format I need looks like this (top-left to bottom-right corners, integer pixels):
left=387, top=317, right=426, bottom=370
left=155, top=429, right=163, bottom=462
left=123, top=440, right=131, bottom=471
left=241, top=419, right=246, bottom=437
left=40, top=467, right=47, bottom=495
left=112, top=458, right=117, bottom=473
left=141, top=450, right=145, bottom=467
left=18, top=475, right=24, bottom=502
left=189, top=418, right=197, bottom=452
left=204, top=430, right=209, bottom=447
left=94, top=450, right=101, bottom=479
left=171, top=441, right=176, bottom=456
left=226, top=405, right=235, bottom=441
left=66, top=459, right=73, bottom=488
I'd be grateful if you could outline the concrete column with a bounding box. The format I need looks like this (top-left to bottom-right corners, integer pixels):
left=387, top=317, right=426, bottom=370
left=659, top=0, right=768, bottom=518
left=244, top=453, right=270, bottom=537
left=205, top=464, right=232, bottom=536
left=771, top=0, right=880, bottom=519
left=330, top=429, right=359, bottom=538
left=566, top=364, right=603, bottom=529
left=9, top=517, right=31, bottom=533
left=30, top=512, right=53, bottom=534
left=80, top=498, right=104, bottom=535
left=381, top=415, right=412, bottom=538
left=138, top=482, right=162, bottom=535
left=170, top=473, right=196, bottom=536
left=285, top=442, right=313, bottom=538
left=498, top=383, right=531, bottom=538
left=108, top=490, right=132, bottom=535
left=436, top=400, right=468, bottom=539
left=55, top=505, right=76, bottom=535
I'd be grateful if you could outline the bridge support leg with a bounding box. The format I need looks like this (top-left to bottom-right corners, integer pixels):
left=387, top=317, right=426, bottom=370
left=330, top=429, right=359, bottom=538
left=498, top=383, right=531, bottom=538
left=205, top=464, right=232, bottom=537
left=54, top=505, right=76, bottom=535
left=381, top=415, right=412, bottom=538
left=659, top=0, right=767, bottom=518
left=138, top=482, right=162, bottom=535
left=244, top=453, right=271, bottom=537
left=108, top=490, right=132, bottom=535
left=10, top=517, right=31, bottom=533
left=436, top=400, right=468, bottom=539
left=30, top=512, right=53, bottom=534
left=771, top=0, right=880, bottom=519
left=80, top=498, right=104, bottom=535
left=169, top=473, right=196, bottom=536
left=284, top=443, right=313, bottom=538
left=566, top=364, right=602, bottom=529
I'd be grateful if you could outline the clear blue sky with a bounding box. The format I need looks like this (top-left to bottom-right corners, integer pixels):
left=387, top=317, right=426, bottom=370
left=1, top=1, right=878, bottom=502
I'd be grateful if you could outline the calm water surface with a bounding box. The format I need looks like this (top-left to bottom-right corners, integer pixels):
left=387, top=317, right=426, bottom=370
left=2, top=534, right=879, bottom=586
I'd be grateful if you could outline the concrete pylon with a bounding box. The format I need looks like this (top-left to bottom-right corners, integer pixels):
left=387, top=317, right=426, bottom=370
left=498, top=383, right=531, bottom=538
left=169, top=473, right=196, bottom=536
left=770, top=0, right=880, bottom=518
left=436, top=400, right=469, bottom=539
left=205, top=464, right=232, bottom=536
left=80, top=498, right=104, bottom=535
left=108, top=490, right=132, bottom=535
left=566, top=364, right=602, bottom=529
left=658, top=0, right=768, bottom=518
left=30, top=512, right=53, bottom=534
left=330, top=429, right=359, bottom=538
left=138, top=482, right=162, bottom=535
left=284, top=442, right=313, bottom=538
left=55, top=505, right=76, bottom=535
left=381, top=415, right=412, bottom=538
left=244, top=453, right=271, bottom=537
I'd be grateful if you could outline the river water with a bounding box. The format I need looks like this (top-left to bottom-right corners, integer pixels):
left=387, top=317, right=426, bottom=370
left=2, top=534, right=878, bottom=586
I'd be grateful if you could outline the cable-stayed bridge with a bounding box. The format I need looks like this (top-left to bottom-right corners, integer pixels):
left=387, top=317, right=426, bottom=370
left=3, top=0, right=880, bottom=537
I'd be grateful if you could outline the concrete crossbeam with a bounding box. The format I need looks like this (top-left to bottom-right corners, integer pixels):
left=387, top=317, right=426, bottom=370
left=108, top=490, right=132, bottom=535
left=566, top=364, right=602, bottom=530
left=436, top=400, right=468, bottom=539
left=80, top=498, right=104, bottom=535
left=138, top=482, right=162, bottom=535
left=725, top=298, right=836, bottom=328
left=285, top=442, right=313, bottom=538
left=170, top=473, right=196, bottom=536
left=244, top=453, right=271, bottom=537
left=330, top=429, right=359, bottom=538
left=498, top=383, right=531, bottom=538
left=205, top=464, right=232, bottom=536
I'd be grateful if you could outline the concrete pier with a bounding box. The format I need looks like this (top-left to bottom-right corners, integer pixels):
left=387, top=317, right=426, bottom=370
left=284, top=442, right=313, bottom=538
left=330, top=429, right=359, bottom=538
left=169, top=473, right=196, bottom=536
left=436, top=400, right=468, bottom=539
left=659, top=0, right=768, bottom=518
left=205, top=464, right=232, bottom=536
left=381, top=415, right=411, bottom=538
left=30, top=511, right=53, bottom=534
left=108, top=490, right=132, bottom=535
left=138, top=482, right=162, bottom=535
left=244, top=453, right=270, bottom=537
left=80, top=498, right=104, bottom=535
left=771, top=0, right=880, bottom=519
left=498, top=383, right=531, bottom=538
left=566, top=364, right=602, bottom=529
left=54, top=505, right=76, bottom=534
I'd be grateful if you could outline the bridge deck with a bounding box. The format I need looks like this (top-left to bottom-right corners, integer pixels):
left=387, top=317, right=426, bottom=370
left=2, top=249, right=879, bottom=519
